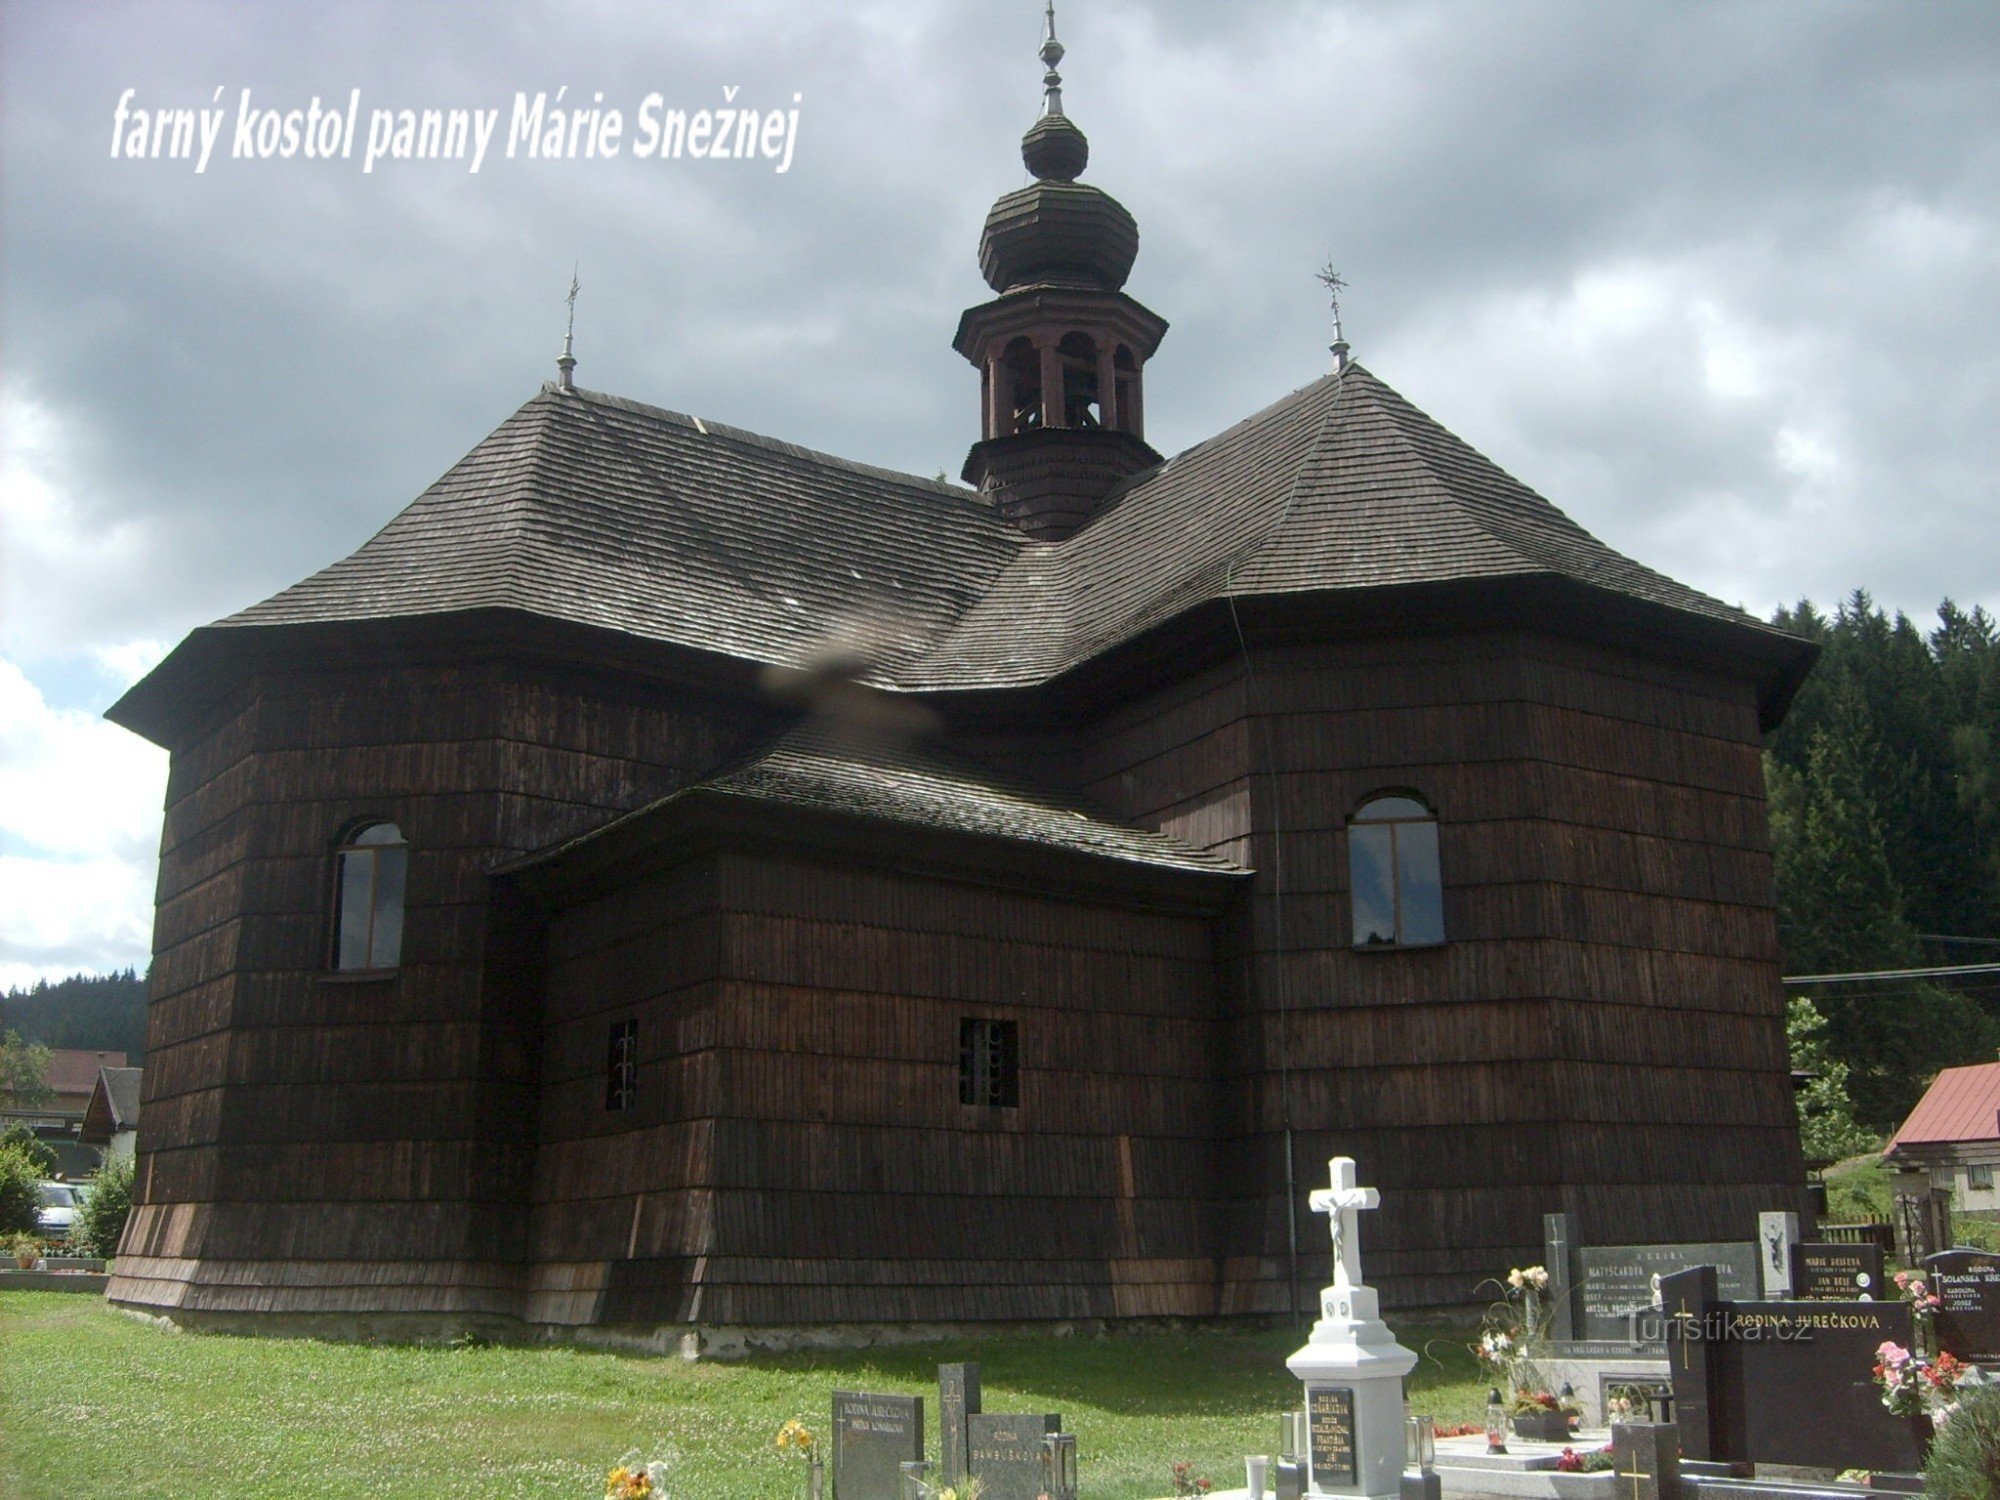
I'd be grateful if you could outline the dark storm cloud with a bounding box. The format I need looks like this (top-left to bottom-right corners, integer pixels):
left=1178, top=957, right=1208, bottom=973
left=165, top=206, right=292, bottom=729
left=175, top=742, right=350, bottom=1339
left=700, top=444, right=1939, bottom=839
left=2, top=0, right=1995, bottom=980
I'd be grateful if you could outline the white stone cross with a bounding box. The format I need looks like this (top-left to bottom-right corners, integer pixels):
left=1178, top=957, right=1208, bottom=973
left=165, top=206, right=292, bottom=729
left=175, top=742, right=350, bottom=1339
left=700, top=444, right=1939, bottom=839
left=1308, top=1156, right=1379, bottom=1291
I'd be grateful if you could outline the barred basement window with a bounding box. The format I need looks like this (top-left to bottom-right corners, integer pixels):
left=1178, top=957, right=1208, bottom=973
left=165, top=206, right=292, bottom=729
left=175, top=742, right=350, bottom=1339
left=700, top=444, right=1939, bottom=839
left=331, top=821, right=408, bottom=970
left=606, top=1019, right=638, bottom=1112
left=1348, top=793, right=1444, bottom=948
left=959, top=1018, right=1019, bottom=1108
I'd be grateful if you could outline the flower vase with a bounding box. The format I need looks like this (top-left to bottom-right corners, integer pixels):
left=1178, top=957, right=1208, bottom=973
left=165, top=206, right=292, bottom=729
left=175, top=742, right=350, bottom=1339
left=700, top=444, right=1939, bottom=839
left=809, top=1457, right=824, bottom=1500
left=1510, top=1409, right=1572, bottom=1442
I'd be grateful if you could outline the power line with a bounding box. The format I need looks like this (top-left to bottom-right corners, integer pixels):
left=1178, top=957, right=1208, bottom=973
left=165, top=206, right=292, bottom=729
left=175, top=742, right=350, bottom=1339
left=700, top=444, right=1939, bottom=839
left=1784, top=962, right=2000, bottom=985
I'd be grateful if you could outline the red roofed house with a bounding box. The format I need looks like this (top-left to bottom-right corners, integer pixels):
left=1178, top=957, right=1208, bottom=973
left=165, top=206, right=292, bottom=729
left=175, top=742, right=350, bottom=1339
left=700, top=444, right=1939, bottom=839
left=0, top=1048, right=127, bottom=1133
left=1887, top=1062, right=2000, bottom=1230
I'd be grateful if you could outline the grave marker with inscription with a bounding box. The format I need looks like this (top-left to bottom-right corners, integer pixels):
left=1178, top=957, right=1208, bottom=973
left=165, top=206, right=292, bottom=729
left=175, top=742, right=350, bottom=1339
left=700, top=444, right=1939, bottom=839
left=1284, top=1157, right=1416, bottom=1500
left=1791, top=1242, right=1883, bottom=1302
left=966, top=1412, right=1059, bottom=1500
left=832, top=1391, right=923, bottom=1500
left=1306, top=1386, right=1357, bottom=1490
left=1927, top=1247, right=2000, bottom=1362
left=1577, top=1241, right=1759, bottom=1340
left=1661, top=1267, right=1924, bottom=1474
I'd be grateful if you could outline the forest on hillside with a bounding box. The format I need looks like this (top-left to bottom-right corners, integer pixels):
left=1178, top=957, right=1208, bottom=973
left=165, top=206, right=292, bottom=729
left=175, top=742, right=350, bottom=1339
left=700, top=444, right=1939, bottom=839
left=0, top=969, right=149, bottom=1061
left=1769, top=593, right=2000, bottom=1143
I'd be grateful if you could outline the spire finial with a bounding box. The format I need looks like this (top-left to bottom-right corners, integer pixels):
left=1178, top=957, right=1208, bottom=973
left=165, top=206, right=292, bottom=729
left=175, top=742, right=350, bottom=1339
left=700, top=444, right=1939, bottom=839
left=557, top=266, right=580, bottom=392
left=1040, top=2, right=1066, bottom=116
left=1317, top=260, right=1351, bottom=372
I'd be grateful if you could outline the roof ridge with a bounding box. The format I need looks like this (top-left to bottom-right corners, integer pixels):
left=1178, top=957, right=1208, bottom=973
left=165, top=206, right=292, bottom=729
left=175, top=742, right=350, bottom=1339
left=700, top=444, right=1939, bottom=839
left=1351, top=368, right=1759, bottom=625
left=559, top=382, right=982, bottom=508
left=1223, top=370, right=1355, bottom=593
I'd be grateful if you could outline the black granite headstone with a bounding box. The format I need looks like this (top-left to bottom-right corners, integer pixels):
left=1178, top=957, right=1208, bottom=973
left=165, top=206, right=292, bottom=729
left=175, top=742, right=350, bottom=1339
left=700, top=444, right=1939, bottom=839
left=833, top=1391, right=924, bottom=1500
left=967, top=1412, right=1060, bottom=1500
left=1660, top=1266, right=1720, bottom=1461
left=938, top=1363, right=981, bottom=1488
left=1305, top=1386, right=1357, bottom=1491
left=1729, top=1298, right=1921, bottom=1471
left=1608, top=1423, right=1680, bottom=1500
left=1578, top=1242, right=1758, bottom=1340
left=1543, top=1212, right=1579, bottom=1342
left=1661, top=1268, right=1924, bottom=1473
left=1928, top=1248, right=2000, bottom=1361
left=1791, top=1242, right=1884, bottom=1302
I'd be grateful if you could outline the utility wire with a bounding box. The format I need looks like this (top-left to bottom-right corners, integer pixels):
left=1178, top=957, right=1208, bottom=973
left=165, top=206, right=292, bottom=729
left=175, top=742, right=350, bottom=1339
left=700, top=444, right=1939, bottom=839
left=1783, top=962, right=2000, bottom=985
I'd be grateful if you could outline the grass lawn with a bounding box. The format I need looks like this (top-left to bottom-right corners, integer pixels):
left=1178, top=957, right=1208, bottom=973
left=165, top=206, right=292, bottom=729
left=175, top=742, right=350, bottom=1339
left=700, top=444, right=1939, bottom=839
left=0, top=1293, right=1487, bottom=1499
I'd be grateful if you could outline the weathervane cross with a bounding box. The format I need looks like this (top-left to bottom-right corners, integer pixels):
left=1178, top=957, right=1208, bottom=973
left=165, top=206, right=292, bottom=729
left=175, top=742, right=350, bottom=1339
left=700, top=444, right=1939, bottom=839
left=1308, top=1156, right=1379, bottom=1291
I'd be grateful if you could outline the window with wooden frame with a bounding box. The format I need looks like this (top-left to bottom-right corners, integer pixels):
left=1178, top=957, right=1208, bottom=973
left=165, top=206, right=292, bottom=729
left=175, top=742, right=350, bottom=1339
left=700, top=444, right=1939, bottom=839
left=606, top=1019, right=638, bottom=1112
left=958, top=1018, right=1019, bottom=1108
left=1970, top=1164, right=1995, bottom=1192
left=1347, top=793, right=1444, bottom=949
left=331, top=821, right=408, bottom=970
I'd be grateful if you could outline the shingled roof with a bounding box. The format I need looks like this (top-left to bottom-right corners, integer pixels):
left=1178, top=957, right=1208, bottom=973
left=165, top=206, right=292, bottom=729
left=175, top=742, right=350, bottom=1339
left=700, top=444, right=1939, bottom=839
left=901, top=363, right=1786, bottom=686
left=115, top=361, right=1808, bottom=737
left=509, top=719, right=1247, bottom=892
left=220, top=387, right=1022, bottom=678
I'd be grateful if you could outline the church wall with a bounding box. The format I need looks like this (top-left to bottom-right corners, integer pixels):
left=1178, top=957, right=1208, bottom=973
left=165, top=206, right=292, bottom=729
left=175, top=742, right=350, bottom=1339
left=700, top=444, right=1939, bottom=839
left=524, top=845, right=1226, bottom=1328
left=112, top=654, right=765, bottom=1327
left=1211, top=628, right=1804, bottom=1311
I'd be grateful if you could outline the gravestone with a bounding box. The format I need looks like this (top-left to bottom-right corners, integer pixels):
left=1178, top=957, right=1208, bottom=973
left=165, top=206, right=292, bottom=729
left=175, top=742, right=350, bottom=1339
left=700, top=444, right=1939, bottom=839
left=1608, top=1423, right=1680, bottom=1500
left=1543, top=1212, right=1579, bottom=1341
left=966, top=1412, right=1059, bottom=1500
left=1757, top=1211, right=1798, bottom=1298
left=1284, top=1158, right=1417, bottom=1500
left=1927, top=1247, right=2000, bottom=1361
left=938, top=1362, right=982, bottom=1488
left=832, top=1391, right=923, bottom=1500
left=1791, top=1242, right=1884, bottom=1302
left=1577, top=1241, right=1759, bottom=1340
left=1661, top=1267, right=1924, bottom=1474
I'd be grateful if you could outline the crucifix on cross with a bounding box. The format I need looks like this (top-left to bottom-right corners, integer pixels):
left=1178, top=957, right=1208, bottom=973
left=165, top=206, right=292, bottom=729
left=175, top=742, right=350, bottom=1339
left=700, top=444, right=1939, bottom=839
left=1307, top=1157, right=1380, bottom=1291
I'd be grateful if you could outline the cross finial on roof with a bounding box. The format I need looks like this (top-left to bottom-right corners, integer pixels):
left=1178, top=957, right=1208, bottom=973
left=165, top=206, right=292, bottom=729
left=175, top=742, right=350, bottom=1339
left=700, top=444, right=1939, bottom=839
left=1040, top=2, right=1066, bottom=116
left=557, top=266, right=580, bottom=393
left=1316, top=260, right=1351, bottom=372
left=1307, top=1156, right=1380, bottom=1291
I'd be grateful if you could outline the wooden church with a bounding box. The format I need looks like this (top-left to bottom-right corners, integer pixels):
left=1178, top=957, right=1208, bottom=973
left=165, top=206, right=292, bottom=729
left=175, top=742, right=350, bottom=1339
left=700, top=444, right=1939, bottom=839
left=105, top=17, right=1816, bottom=1340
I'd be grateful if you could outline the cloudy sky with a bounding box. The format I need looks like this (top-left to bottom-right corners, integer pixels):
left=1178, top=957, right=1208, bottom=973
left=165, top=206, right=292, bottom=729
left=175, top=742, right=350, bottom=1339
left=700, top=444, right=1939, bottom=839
left=2, top=0, right=1995, bottom=989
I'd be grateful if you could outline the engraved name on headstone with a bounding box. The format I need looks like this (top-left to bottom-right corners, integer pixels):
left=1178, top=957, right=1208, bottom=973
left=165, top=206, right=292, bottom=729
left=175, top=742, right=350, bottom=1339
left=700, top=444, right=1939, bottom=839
left=1790, top=1242, right=1883, bottom=1302
left=832, top=1391, right=923, bottom=1500
left=1927, top=1248, right=2000, bottom=1362
left=1306, top=1385, right=1358, bottom=1491
left=1578, top=1242, right=1759, bottom=1340
left=966, top=1412, right=1060, bottom=1500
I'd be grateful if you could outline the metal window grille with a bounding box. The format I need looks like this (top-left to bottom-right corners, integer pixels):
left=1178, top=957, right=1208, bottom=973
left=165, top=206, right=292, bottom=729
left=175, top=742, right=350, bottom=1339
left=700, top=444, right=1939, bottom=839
left=606, top=1019, right=638, bottom=1112
left=958, top=1018, right=1019, bottom=1108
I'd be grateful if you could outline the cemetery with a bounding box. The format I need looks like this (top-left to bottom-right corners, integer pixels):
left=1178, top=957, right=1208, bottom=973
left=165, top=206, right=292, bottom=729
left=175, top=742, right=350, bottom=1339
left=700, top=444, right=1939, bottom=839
left=712, top=1159, right=2000, bottom=1500
left=9, top=1152, right=2000, bottom=1495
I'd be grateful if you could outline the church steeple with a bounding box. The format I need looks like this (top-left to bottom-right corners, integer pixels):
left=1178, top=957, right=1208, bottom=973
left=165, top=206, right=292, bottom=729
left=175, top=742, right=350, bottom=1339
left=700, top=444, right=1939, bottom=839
left=954, top=4, right=1167, bottom=541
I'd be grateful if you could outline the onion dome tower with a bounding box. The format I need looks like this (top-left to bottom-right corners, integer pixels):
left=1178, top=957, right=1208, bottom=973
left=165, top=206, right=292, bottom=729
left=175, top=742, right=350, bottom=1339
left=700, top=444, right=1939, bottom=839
left=955, top=4, right=1168, bottom=541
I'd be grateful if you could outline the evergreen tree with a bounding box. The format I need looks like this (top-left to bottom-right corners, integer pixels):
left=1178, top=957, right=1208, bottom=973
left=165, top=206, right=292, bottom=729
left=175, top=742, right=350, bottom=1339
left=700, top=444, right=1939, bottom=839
left=1784, top=998, right=1878, bottom=1163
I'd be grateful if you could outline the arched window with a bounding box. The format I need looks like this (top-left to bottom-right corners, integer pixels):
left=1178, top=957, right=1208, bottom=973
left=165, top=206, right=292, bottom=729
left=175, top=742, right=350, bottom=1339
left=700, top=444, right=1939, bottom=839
left=1001, top=337, right=1041, bottom=432
left=1348, top=794, right=1443, bottom=948
left=333, top=821, right=408, bottom=970
left=1057, top=331, right=1101, bottom=427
